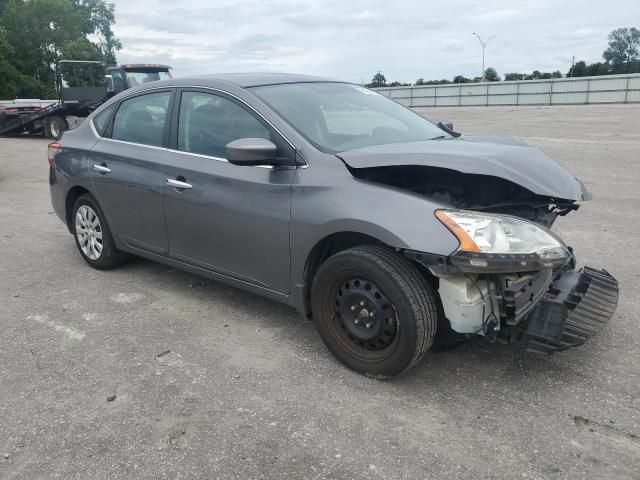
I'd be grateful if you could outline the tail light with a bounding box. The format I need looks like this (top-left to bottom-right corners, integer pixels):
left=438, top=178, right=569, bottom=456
left=48, top=143, right=62, bottom=166
left=4, top=108, right=18, bottom=113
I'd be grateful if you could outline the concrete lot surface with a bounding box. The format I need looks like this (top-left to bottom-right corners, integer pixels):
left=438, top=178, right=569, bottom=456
left=1, top=104, right=639, bottom=479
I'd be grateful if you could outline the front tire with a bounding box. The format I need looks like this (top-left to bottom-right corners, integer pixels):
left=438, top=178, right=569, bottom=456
left=311, top=245, right=438, bottom=378
left=71, top=194, right=126, bottom=269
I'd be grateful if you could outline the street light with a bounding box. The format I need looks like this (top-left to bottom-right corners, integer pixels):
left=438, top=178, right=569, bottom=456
left=473, top=32, right=495, bottom=80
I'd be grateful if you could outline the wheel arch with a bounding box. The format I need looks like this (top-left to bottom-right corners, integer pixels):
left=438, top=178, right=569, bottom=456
left=300, top=231, right=395, bottom=319
left=299, top=229, right=441, bottom=320
left=65, top=185, right=91, bottom=232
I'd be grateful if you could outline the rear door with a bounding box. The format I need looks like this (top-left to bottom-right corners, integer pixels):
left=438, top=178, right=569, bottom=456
left=161, top=89, right=296, bottom=293
left=89, top=89, right=175, bottom=255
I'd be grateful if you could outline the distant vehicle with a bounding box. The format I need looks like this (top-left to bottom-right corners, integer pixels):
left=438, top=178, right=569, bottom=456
left=105, top=64, right=172, bottom=95
left=0, top=61, right=172, bottom=140
left=0, top=102, right=43, bottom=122
left=48, top=73, right=618, bottom=377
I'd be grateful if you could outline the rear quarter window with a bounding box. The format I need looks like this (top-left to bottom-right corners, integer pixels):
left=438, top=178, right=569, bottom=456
left=92, top=104, right=116, bottom=137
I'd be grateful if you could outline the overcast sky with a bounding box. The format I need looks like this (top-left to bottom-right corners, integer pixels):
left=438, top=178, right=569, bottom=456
left=113, top=0, right=639, bottom=83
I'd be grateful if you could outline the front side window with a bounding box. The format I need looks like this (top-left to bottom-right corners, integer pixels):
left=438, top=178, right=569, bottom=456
left=112, top=92, right=171, bottom=147
left=92, top=103, right=116, bottom=136
left=177, top=91, right=270, bottom=158
left=251, top=82, right=449, bottom=153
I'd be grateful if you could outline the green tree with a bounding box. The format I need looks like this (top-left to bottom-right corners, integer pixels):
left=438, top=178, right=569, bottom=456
left=0, top=25, right=43, bottom=98
left=424, top=79, right=451, bottom=85
left=0, top=25, right=20, bottom=97
left=453, top=75, right=471, bottom=83
left=603, top=27, right=640, bottom=72
left=415, top=78, right=424, bottom=85
left=74, top=0, right=121, bottom=65
left=504, top=73, right=524, bottom=81
left=0, top=0, right=120, bottom=97
left=588, top=62, right=611, bottom=76
left=370, top=71, right=386, bottom=87
left=483, top=67, right=500, bottom=81
left=567, top=61, right=588, bottom=77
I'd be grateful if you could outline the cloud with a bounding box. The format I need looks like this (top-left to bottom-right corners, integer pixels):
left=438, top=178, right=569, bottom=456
left=112, top=0, right=640, bottom=83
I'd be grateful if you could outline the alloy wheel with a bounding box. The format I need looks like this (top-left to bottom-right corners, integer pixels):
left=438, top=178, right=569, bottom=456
left=75, top=205, right=103, bottom=260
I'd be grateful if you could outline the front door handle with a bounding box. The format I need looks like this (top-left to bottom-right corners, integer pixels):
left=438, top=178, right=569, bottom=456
left=93, top=164, right=111, bottom=173
left=166, top=178, right=193, bottom=189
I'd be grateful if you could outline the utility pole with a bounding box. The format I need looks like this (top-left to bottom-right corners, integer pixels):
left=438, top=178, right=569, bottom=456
left=473, top=33, right=495, bottom=81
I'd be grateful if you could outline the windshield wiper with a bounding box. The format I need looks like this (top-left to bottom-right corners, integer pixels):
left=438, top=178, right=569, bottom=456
left=429, top=135, right=447, bottom=140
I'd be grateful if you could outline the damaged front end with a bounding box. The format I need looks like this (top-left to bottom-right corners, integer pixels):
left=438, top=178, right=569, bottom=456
left=404, top=209, right=619, bottom=354
left=339, top=136, right=617, bottom=353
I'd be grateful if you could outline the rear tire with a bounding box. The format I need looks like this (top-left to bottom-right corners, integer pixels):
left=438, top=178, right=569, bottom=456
left=71, top=193, right=126, bottom=269
left=311, top=245, right=438, bottom=378
left=44, top=116, right=68, bottom=139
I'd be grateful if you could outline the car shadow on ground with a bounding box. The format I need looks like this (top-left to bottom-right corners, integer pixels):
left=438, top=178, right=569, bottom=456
left=108, top=255, right=585, bottom=393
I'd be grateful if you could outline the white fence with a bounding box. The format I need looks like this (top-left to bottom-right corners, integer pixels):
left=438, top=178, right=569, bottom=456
left=373, top=73, right=640, bottom=107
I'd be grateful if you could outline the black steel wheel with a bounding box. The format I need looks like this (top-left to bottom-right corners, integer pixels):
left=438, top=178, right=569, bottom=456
left=311, top=245, right=439, bottom=378
left=334, top=277, right=399, bottom=357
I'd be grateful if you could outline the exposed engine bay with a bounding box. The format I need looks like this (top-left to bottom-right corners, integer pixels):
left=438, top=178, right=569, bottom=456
left=348, top=165, right=579, bottom=227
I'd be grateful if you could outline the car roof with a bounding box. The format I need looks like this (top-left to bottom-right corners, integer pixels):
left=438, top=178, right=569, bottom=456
left=170, top=72, right=344, bottom=88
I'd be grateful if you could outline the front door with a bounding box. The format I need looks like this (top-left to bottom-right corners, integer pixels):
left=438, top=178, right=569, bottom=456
left=161, top=89, right=295, bottom=293
left=89, top=89, right=174, bottom=254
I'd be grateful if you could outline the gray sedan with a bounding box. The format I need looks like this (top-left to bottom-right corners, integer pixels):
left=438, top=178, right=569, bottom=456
left=48, top=73, right=618, bottom=377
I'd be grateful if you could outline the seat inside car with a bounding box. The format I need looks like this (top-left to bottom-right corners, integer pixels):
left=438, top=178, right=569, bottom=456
left=124, top=109, right=162, bottom=146
left=188, top=102, right=229, bottom=157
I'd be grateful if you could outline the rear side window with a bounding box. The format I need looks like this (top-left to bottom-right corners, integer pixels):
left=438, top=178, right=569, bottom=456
left=92, top=104, right=116, bottom=136
left=112, top=92, right=171, bottom=147
left=177, top=91, right=269, bottom=158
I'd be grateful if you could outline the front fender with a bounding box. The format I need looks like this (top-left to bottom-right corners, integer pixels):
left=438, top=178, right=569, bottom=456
left=289, top=165, right=460, bottom=288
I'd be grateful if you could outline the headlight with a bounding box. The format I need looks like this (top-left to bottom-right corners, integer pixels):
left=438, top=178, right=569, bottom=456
left=436, top=209, right=570, bottom=272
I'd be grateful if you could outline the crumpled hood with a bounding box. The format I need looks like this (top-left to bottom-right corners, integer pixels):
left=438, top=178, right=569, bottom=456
left=337, top=136, right=590, bottom=201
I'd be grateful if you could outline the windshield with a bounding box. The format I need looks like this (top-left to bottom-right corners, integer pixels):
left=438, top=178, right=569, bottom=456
left=124, top=70, right=172, bottom=87
left=251, top=82, right=448, bottom=153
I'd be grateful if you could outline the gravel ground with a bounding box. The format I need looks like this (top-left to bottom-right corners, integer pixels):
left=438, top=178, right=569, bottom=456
left=1, top=104, right=639, bottom=479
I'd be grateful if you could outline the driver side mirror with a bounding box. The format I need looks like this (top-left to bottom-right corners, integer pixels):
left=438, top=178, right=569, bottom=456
left=105, top=75, right=115, bottom=93
left=226, top=138, right=277, bottom=166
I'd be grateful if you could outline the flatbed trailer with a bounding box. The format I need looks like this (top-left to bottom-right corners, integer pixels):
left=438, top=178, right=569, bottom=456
left=0, top=98, right=104, bottom=138
left=1, top=61, right=172, bottom=140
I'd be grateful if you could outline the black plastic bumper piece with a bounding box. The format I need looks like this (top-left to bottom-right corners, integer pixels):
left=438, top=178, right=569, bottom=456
left=520, top=266, right=619, bottom=354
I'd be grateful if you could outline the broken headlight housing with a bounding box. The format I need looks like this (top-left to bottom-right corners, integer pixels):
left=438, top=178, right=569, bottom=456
left=436, top=209, right=571, bottom=272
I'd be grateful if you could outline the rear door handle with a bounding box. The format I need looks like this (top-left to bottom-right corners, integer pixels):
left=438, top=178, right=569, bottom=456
left=93, top=164, right=111, bottom=173
left=166, top=178, right=193, bottom=189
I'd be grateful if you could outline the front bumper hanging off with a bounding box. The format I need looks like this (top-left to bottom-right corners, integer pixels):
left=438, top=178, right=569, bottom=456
left=519, top=266, right=619, bottom=354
